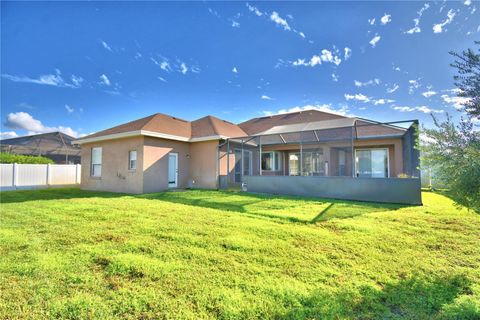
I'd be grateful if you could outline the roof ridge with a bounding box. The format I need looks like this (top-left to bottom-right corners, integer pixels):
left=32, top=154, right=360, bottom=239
left=206, top=115, right=220, bottom=136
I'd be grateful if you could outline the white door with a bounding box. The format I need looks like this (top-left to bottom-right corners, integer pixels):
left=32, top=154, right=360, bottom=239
left=168, top=153, right=178, bottom=188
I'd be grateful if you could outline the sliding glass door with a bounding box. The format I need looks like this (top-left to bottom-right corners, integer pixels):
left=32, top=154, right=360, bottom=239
left=355, top=148, right=389, bottom=178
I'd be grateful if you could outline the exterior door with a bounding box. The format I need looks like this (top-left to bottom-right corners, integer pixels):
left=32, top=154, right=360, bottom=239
left=168, top=153, right=178, bottom=188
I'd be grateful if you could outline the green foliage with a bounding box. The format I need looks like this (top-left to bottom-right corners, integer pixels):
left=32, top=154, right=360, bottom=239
left=449, top=41, right=480, bottom=119
left=421, top=114, right=480, bottom=212
left=0, top=152, right=54, bottom=164
left=0, top=188, right=479, bottom=319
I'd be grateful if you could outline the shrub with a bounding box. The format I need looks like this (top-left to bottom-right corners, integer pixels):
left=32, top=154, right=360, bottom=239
left=0, top=152, right=54, bottom=164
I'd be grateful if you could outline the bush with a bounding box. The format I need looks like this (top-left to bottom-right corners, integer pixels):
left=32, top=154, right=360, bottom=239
left=0, top=152, right=54, bottom=164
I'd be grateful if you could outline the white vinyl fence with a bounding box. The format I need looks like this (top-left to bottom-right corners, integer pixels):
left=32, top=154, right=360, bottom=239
left=0, top=164, right=81, bottom=191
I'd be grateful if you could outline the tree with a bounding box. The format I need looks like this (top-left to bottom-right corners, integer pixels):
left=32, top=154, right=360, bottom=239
left=421, top=114, right=480, bottom=212
left=449, top=41, right=480, bottom=119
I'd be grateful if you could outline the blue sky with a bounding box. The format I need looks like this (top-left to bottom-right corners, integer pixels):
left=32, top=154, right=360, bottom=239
left=1, top=1, right=478, bottom=138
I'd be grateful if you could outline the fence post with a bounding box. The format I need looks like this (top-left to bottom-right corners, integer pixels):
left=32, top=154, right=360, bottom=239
left=76, top=164, right=81, bottom=184
left=46, top=163, right=52, bottom=187
left=12, top=163, right=18, bottom=190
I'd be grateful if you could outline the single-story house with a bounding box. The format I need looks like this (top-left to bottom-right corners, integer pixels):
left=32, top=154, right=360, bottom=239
left=1, top=131, right=81, bottom=164
left=73, top=110, right=421, bottom=204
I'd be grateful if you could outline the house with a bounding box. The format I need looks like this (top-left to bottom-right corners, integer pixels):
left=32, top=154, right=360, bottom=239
left=0, top=131, right=81, bottom=164
left=73, top=110, right=421, bottom=204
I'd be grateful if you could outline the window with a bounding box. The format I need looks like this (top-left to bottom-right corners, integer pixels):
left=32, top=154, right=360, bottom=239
left=261, top=151, right=281, bottom=171
left=91, top=147, right=102, bottom=177
left=355, top=149, right=389, bottom=178
left=129, top=150, right=137, bottom=170
left=289, top=150, right=325, bottom=176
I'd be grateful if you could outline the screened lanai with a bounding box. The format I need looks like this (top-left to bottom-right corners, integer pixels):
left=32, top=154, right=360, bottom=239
left=217, top=118, right=421, bottom=204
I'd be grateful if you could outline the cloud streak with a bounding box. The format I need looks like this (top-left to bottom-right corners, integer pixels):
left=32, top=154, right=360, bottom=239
left=1, top=69, right=83, bottom=88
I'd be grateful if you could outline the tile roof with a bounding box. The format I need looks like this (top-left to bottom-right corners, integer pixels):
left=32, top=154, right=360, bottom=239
left=238, top=110, right=345, bottom=135
left=79, top=113, right=247, bottom=142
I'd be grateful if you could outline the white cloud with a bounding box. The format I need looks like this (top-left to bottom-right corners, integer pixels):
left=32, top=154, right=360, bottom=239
left=433, top=9, right=457, bottom=33
left=99, top=74, right=111, bottom=86
left=405, top=3, right=430, bottom=34
left=369, top=34, right=381, bottom=47
left=298, top=32, right=306, bottom=38
left=100, top=40, right=112, bottom=51
left=261, top=95, right=273, bottom=100
left=464, top=0, right=472, bottom=5
left=441, top=94, right=470, bottom=110
left=262, top=104, right=351, bottom=117
left=65, top=104, right=74, bottom=113
left=354, top=79, right=380, bottom=87
left=387, top=84, right=400, bottom=93
left=0, top=131, right=19, bottom=140
left=292, top=49, right=342, bottom=67
left=179, top=62, right=188, bottom=75
left=157, top=76, right=167, bottom=82
left=344, top=47, right=352, bottom=60
left=373, top=99, right=395, bottom=105
left=151, top=57, right=172, bottom=72
left=408, top=79, right=421, bottom=94
left=270, top=11, right=291, bottom=31
left=1, top=69, right=82, bottom=88
left=422, top=90, right=437, bottom=98
left=231, top=20, right=240, bottom=28
left=71, top=75, right=84, bottom=87
left=232, top=67, right=238, bottom=73
left=246, top=3, right=263, bottom=16
left=405, top=26, right=421, bottom=34
left=331, top=73, right=339, bottom=82
left=5, top=112, right=82, bottom=137
left=368, top=18, right=376, bottom=25
left=380, top=13, right=392, bottom=25
left=344, top=93, right=370, bottom=103
left=393, top=106, right=444, bottom=113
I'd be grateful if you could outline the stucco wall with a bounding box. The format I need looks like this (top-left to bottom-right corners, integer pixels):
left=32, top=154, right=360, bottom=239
left=189, top=140, right=218, bottom=189
left=143, top=137, right=190, bottom=193
left=80, top=136, right=145, bottom=193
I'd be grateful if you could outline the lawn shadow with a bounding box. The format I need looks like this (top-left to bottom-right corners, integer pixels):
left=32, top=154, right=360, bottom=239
left=1, top=188, right=409, bottom=224
left=0, top=187, right=125, bottom=204
left=280, top=274, right=477, bottom=319
left=141, top=190, right=407, bottom=224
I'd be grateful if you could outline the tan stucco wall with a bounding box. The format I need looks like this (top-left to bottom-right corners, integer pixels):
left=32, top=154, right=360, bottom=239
left=143, top=137, right=190, bottom=193
left=189, top=140, right=218, bottom=189
left=80, top=136, right=145, bottom=193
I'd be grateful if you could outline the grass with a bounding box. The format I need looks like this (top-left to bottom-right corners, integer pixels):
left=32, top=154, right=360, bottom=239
left=0, top=188, right=479, bottom=319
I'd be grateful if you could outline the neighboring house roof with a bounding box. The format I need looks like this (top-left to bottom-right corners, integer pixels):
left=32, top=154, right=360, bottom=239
left=74, top=113, right=247, bottom=144
left=0, top=131, right=81, bottom=163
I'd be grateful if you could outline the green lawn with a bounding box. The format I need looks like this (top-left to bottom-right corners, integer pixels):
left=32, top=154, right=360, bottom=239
left=0, top=188, right=479, bottom=319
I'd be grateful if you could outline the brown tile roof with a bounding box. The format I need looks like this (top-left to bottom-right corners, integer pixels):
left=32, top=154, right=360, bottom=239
left=191, top=116, right=247, bottom=139
left=78, top=110, right=406, bottom=143
left=238, top=110, right=345, bottom=135
left=80, top=113, right=246, bottom=142
left=84, top=113, right=191, bottom=139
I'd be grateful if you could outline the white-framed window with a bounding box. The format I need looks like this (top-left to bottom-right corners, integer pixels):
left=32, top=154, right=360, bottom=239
left=261, top=151, right=281, bottom=171
left=128, top=150, right=137, bottom=170
left=91, top=147, right=102, bottom=177
left=355, top=148, right=389, bottom=178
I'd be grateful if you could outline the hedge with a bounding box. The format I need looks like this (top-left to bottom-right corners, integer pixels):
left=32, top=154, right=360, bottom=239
left=0, top=152, right=54, bottom=164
